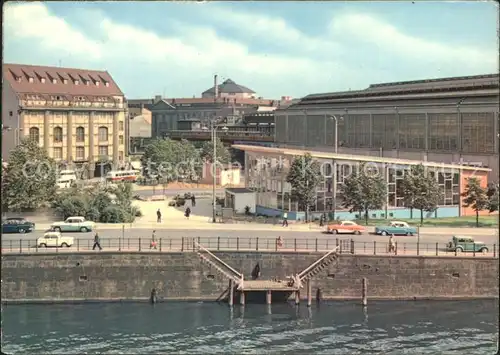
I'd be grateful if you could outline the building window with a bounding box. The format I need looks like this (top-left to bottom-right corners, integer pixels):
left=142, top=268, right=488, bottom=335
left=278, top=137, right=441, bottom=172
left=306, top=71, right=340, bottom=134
left=29, top=127, right=40, bottom=143
left=119, top=151, right=124, bottom=161
left=53, top=126, right=63, bottom=143
left=119, top=121, right=124, bottom=131
left=98, top=126, right=108, bottom=142
left=53, top=147, right=63, bottom=159
left=399, top=114, right=425, bottom=149
left=461, top=112, right=495, bottom=153
left=76, top=126, right=85, bottom=142
left=98, top=145, right=109, bottom=157
left=76, top=147, right=85, bottom=160
left=429, top=113, right=458, bottom=151
left=119, top=135, right=124, bottom=145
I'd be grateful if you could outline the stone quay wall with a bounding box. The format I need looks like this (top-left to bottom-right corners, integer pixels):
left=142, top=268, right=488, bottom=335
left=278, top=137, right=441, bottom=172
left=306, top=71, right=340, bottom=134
left=1, top=252, right=498, bottom=303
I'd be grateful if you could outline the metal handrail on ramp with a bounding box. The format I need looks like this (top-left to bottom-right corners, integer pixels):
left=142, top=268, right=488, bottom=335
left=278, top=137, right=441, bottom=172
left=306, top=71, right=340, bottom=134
left=194, top=241, right=243, bottom=280
left=298, top=246, right=340, bottom=281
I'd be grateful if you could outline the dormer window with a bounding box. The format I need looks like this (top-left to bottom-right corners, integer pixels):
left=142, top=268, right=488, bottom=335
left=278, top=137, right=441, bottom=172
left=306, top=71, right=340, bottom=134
left=95, top=81, right=100, bottom=86
left=16, top=76, right=21, bottom=83
left=63, top=79, right=68, bottom=84
left=85, top=80, right=90, bottom=86
left=28, top=77, right=34, bottom=83
left=105, top=82, right=109, bottom=87
left=41, top=78, right=46, bottom=83
left=52, top=79, right=57, bottom=84
left=75, top=80, right=79, bottom=85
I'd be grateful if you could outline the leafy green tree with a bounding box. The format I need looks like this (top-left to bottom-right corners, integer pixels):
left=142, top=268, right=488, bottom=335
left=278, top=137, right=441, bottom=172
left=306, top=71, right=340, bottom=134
left=1, top=139, right=57, bottom=211
left=286, top=154, right=322, bottom=221
left=200, top=137, right=231, bottom=164
left=486, top=183, right=499, bottom=213
left=462, top=177, right=489, bottom=227
left=141, top=138, right=200, bottom=182
left=401, top=164, right=443, bottom=225
left=340, top=163, right=387, bottom=224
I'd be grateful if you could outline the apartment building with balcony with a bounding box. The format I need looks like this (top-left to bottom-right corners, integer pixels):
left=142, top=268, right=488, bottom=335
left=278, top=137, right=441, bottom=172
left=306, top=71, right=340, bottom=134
left=2, top=63, right=127, bottom=178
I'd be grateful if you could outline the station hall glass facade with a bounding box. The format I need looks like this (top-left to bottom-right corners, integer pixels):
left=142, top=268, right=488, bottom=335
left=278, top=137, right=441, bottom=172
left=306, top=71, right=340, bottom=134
left=245, top=151, right=462, bottom=215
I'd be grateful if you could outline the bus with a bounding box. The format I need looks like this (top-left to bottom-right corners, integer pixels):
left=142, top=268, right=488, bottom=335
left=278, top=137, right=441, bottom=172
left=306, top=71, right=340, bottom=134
left=57, top=170, right=78, bottom=189
left=106, top=170, right=140, bottom=182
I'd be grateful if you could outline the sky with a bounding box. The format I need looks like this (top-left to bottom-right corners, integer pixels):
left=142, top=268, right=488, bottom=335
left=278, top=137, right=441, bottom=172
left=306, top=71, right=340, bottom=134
left=3, top=1, right=499, bottom=99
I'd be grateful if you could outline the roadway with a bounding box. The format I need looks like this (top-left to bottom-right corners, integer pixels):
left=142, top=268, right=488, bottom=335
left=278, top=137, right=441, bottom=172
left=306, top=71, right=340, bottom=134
left=135, top=188, right=224, bottom=197
left=2, top=228, right=498, bottom=245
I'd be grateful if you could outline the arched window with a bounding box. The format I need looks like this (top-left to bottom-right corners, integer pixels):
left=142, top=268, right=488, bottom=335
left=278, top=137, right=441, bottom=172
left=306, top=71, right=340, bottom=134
left=29, top=127, right=40, bottom=143
left=53, top=126, right=63, bottom=142
left=98, top=126, right=108, bottom=142
left=76, top=126, right=85, bottom=142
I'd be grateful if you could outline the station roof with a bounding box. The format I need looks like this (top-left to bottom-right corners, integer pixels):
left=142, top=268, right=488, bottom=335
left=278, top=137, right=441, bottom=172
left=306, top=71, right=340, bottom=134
left=232, top=144, right=492, bottom=172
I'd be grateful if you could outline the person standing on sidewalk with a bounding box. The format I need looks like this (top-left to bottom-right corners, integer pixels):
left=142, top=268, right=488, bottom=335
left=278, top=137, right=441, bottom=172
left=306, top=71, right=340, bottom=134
left=282, top=212, right=288, bottom=227
left=157, top=209, right=162, bottom=223
left=93, top=233, right=102, bottom=251
left=150, top=230, right=157, bottom=250
left=191, top=195, right=196, bottom=207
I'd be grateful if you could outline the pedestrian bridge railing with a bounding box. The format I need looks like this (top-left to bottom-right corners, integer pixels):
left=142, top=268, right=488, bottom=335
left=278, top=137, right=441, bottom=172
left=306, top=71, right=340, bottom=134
left=1, top=237, right=498, bottom=258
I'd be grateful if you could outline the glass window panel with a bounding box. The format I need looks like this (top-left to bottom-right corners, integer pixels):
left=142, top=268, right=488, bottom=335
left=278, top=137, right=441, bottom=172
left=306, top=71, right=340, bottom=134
left=461, top=112, right=495, bottom=153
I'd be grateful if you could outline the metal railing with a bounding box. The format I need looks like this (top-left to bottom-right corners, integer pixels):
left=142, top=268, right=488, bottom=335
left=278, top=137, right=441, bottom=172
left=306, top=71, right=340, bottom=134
left=165, top=130, right=273, bottom=141
left=1, top=237, right=497, bottom=258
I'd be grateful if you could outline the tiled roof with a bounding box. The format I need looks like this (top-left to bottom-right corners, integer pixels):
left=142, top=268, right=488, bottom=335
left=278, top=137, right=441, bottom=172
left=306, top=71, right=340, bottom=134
left=202, top=78, right=255, bottom=95
left=3, top=63, right=123, bottom=96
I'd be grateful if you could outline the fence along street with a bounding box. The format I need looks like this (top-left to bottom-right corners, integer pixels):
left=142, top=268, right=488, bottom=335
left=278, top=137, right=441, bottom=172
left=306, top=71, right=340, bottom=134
left=1, top=236, right=498, bottom=258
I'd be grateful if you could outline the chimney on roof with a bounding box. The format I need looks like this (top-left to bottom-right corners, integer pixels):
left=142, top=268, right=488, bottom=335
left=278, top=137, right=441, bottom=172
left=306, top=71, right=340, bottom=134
left=154, top=95, right=162, bottom=104
left=214, top=75, right=218, bottom=100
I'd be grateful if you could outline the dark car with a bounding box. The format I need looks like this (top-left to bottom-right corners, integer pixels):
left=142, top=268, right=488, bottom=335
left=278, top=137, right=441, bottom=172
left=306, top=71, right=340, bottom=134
left=1, top=218, right=36, bottom=234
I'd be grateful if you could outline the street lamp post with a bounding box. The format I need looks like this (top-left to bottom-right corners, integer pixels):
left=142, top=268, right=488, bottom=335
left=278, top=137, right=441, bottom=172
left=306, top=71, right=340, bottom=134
left=203, top=120, right=228, bottom=223
left=329, top=115, right=343, bottom=221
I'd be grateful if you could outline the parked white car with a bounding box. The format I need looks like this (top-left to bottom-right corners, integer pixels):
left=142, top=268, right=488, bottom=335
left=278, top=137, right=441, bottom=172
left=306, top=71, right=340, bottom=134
left=37, top=231, right=74, bottom=248
left=51, top=216, right=95, bottom=233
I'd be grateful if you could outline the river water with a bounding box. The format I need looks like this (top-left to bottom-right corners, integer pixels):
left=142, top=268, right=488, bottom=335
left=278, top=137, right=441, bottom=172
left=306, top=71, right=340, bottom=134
left=2, top=300, right=498, bottom=354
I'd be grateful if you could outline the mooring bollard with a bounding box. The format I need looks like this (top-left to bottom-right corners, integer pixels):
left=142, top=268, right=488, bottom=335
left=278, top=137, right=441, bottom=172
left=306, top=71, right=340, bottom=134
left=362, top=278, right=367, bottom=306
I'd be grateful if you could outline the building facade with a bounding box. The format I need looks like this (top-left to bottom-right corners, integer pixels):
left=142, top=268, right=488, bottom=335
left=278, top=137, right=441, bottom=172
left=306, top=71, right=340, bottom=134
left=274, top=74, right=500, bottom=179
left=234, top=144, right=491, bottom=220
left=2, top=64, right=127, bottom=177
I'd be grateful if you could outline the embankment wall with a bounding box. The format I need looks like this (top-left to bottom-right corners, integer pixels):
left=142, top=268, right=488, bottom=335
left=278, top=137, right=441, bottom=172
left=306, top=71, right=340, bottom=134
left=1, top=252, right=498, bottom=302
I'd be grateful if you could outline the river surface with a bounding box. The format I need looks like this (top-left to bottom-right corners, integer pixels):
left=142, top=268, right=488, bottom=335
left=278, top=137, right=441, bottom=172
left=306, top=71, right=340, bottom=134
left=2, top=300, right=498, bottom=354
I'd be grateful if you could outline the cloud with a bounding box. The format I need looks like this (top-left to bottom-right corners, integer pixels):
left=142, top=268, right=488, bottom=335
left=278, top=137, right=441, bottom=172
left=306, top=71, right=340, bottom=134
left=4, top=3, right=103, bottom=60
left=3, top=3, right=497, bottom=98
left=329, top=13, right=498, bottom=72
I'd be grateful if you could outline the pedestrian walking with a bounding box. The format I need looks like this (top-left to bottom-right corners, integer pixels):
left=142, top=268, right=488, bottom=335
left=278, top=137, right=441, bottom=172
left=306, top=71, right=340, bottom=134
left=282, top=211, right=288, bottom=227
left=191, top=195, right=196, bottom=207
left=276, top=236, right=283, bottom=249
left=157, top=209, right=162, bottom=223
left=185, top=207, right=191, bottom=219
left=93, top=233, right=102, bottom=251
left=251, top=263, right=261, bottom=280
left=150, top=230, right=157, bottom=250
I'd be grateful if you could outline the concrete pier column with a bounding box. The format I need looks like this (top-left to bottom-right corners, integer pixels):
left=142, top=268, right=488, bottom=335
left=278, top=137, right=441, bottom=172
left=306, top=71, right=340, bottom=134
left=239, top=291, right=245, bottom=306
left=67, top=111, right=73, bottom=163
left=43, top=111, right=50, bottom=152
left=112, top=111, right=119, bottom=168
left=266, top=290, right=272, bottom=305
left=307, top=280, right=312, bottom=307
left=228, top=280, right=234, bottom=307
left=295, top=290, right=300, bottom=305
left=362, top=278, right=367, bottom=306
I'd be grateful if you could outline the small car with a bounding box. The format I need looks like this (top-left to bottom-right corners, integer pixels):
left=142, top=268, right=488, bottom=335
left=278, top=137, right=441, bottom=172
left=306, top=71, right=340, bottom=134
left=446, top=236, right=489, bottom=253
left=375, top=221, right=417, bottom=236
left=51, top=216, right=95, bottom=233
left=37, top=231, right=74, bottom=248
left=326, top=221, right=365, bottom=234
left=2, top=218, right=36, bottom=233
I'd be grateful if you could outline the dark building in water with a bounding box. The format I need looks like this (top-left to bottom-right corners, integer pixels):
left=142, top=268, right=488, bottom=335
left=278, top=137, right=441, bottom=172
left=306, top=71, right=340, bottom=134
left=274, top=74, right=499, bottom=178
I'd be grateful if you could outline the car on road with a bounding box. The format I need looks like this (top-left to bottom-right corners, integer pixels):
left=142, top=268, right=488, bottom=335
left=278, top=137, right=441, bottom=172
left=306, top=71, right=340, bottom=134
left=446, top=236, right=488, bottom=253
left=327, top=221, right=365, bottom=234
left=51, top=216, right=95, bottom=233
left=1, top=218, right=36, bottom=234
left=375, top=221, right=417, bottom=236
left=37, top=231, right=74, bottom=248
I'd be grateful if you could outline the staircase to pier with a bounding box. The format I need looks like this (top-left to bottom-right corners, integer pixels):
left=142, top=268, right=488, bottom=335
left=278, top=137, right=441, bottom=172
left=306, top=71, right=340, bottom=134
left=194, top=241, right=242, bottom=284
left=297, top=246, right=340, bottom=285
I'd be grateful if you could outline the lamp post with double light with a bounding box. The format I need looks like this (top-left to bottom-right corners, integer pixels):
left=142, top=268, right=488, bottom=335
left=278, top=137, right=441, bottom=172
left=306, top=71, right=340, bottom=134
left=329, top=115, right=344, bottom=221
left=202, top=120, right=228, bottom=223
